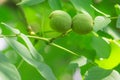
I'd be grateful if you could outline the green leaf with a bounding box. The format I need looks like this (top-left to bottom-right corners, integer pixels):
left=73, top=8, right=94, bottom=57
left=0, top=53, right=9, bottom=62
left=103, top=70, right=120, bottom=80
left=0, top=5, right=16, bottom=22
left=1, top=22, right=20, bottom=34
left=80, top=62, right=94, bottom=75
left=116, top=15, right=120, bottom=29
left=0, top=27, right=2, bottom=34
left=70, top=0, right=94, bottom=16
left=4, top=38, right=57, bottom=80
left=85, top=66, right=112, bottom=80
left=91, top=36, right=111, bottom=58
left=70, top=56, right=87, bottom=67
left=18, top=61, right=45, bottom=80
left=93, top=16, right=111, bottom=32
left=5, top=50, right=21, bottom=64
left=48, top=0, right=62, bottom=10
left=20, top=33, right=44, bottom=62
left=104, top=27, right=120, bottom=40
left=115, top=4, right=120, bottom=15
left=0, top=53, right=21, bottom=80
left=90, top=5, right=110, bottom=17
left=95, top=40, right=120, bottom=69
left=17, top=0, right=45, bottom=6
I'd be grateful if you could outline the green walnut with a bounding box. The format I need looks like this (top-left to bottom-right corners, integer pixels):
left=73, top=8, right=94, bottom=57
left=72, top=14, right=94, bottom=34
left=49, top=10, right=72, bottom=33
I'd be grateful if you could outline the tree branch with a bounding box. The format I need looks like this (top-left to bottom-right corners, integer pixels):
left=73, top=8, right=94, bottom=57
left=0, top=34, right=80, bottom=56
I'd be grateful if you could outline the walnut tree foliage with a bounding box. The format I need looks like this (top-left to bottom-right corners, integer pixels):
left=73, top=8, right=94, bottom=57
left=0, top=0, right=120, bottom=80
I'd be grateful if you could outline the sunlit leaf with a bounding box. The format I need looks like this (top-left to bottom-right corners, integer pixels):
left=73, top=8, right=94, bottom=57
left=85, top=66, right=112, bottom=80
left=0, top=53, right=21, bottom=80
left=91, top=36, right=111, bottom=58
left=17, top=0, right=45, bottom=6
left=22, top=7, right=41, bottom=33
left=93, top=16, right=111, bottom=32
left=95, top=40, right=120, bottom=69
left=115, top=4, right=120, bottom=15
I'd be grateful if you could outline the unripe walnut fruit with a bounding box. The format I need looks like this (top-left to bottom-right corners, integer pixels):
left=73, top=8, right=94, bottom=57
left=49, top=10, right=72, bottom=33
left=72, top=14, right=94, bottom=34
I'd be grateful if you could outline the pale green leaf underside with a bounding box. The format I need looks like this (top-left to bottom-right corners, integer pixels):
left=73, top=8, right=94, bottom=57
left=103, top=70, right=120, bottom=80
left=93, top=16, right=111, bottom=32
left=116, top=15, right=120, bottom=28
left=4, top=37, right=57, bottom=80
left=0, top=53, right=21, bottom=80
left=20, top=34, right=44, bottom=61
